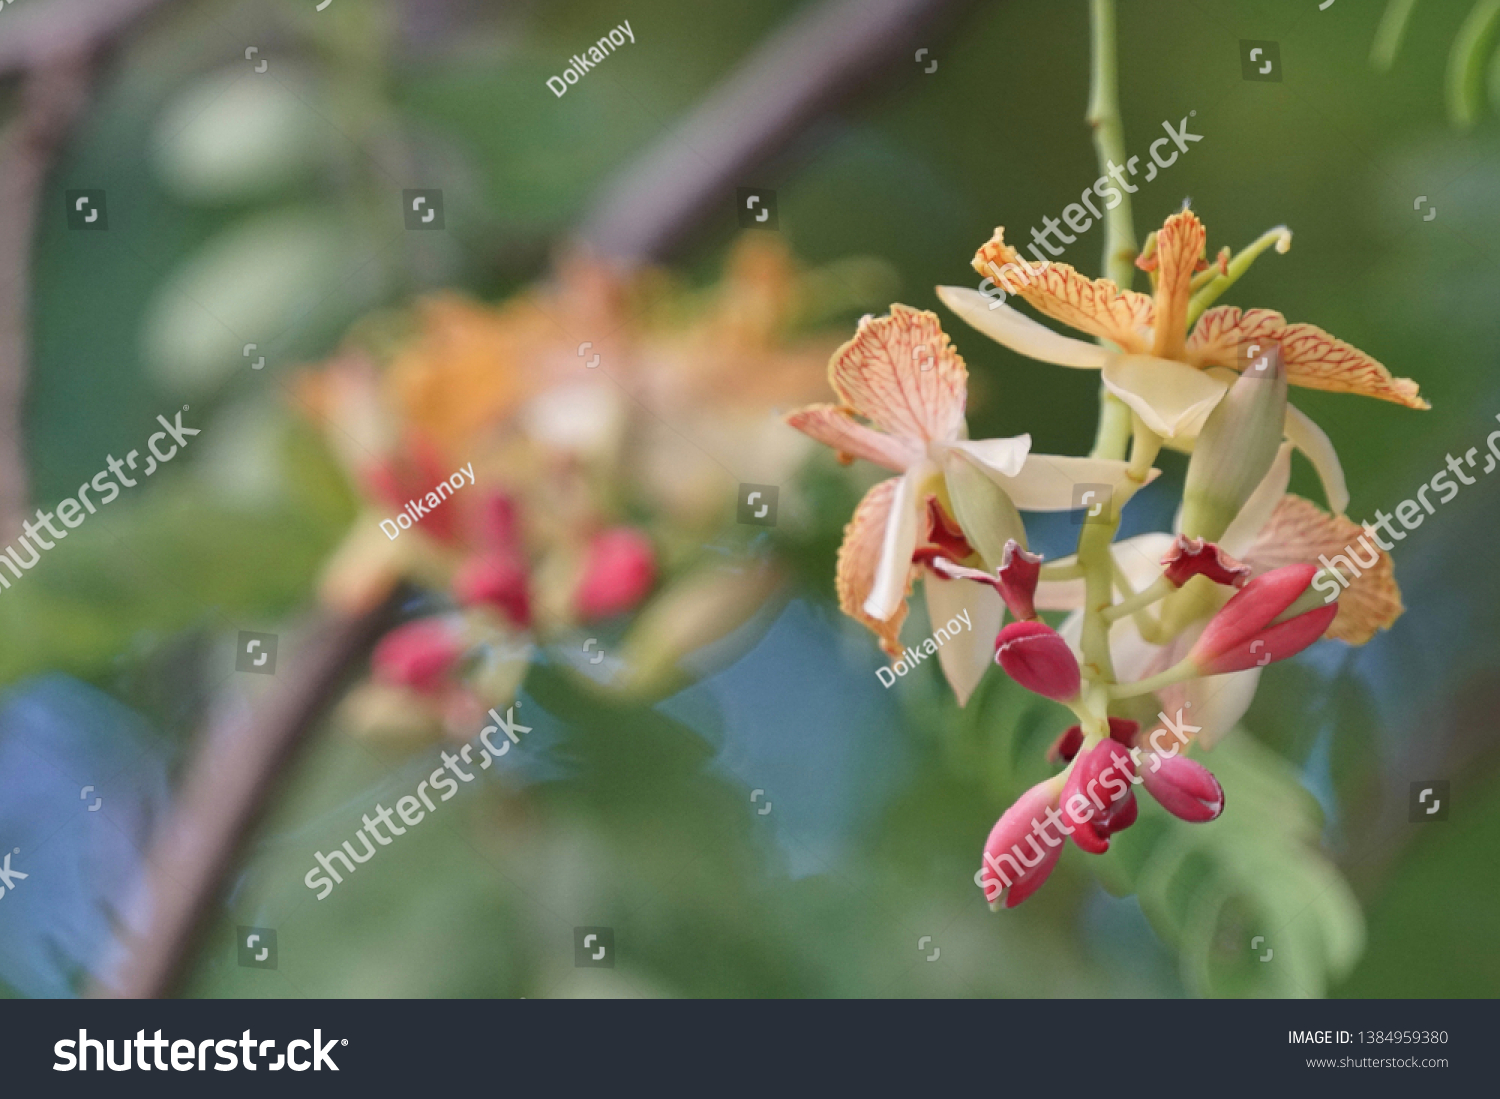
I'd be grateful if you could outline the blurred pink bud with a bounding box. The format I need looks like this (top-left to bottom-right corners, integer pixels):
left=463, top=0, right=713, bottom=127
left=1141, top=752, right=1224, bottom=822
left=476, top=492, right=523, bottom=555
left=980, top=780, right=1064, bottom=909
left=574, top=527, right=657, bottom=621
left=454, top=554, right=532, bottom=628
left=372, top=618, right=465, bottom=694
left=1188, top=563, right=1337, bottom=674
left=362, top=436, right=459, bottom=542
left=1160, top=535, right=1251, bottom=589
left=994, top=621, right=1080, bottom=702
left=1060, top=739, right=1137, bottom=853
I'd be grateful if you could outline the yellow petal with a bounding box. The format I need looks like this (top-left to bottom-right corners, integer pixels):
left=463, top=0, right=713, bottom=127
left=972, top=229, right=1154, bottom=352
left=1101, top=354, right=1227, bottom=439
left=1186, top=306, right=1429, bottom=410
left=837, top=477, right=913, bottom=656
left=1240, top=494, right=1404, bottom=644
left=1151, top=210, right=1207, bottom=360
left=1285, top=404, right=1349, bottom=515
left=995, top=453, right=1161, bottom=511
left=828, top=305, right=967, bottom=444
left=935, top=286, right=1110, bottom=368
left=784, top=403, right=920, bottom=471
left=948, top=436, right=1031, bottom=479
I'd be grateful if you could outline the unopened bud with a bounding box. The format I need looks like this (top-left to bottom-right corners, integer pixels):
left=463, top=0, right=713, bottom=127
left=1179, top=344, right=1287, bottom=542
left=995, top=620, right=1080, bottom=702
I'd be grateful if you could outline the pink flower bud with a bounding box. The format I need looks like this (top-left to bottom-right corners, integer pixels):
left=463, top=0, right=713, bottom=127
left=372, top=618, right=465, bottom=694
left=1141, top=752, right=1224, bottom=822
left=994, top=621, right=1080, bottom=702
left=1060, top=739, right=1137, bottom=853
left=1188, top=563, right=1337, bottom=674
left=1160, top=535, right=1251, bottom=589
left=574, top=527, right=657, bottom=621
left=475, top=491, right=523, bottom=555
left=454, top=553, right=532, bottom=628
left=980, top=780, right=1064, bottom=909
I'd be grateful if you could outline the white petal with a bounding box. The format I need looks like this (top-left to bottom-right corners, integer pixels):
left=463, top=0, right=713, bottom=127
left=1285, top=403, right=1349, bottom=515
left=992, top=454, right=1160, bottom=512
left=1101, top=355, right=1227, bottom=439
left=1053, top=604, right=1163, bottom=682
left=924, top=574, right=1004, bottom=707
left=1218, top=441, right=1293, bottom=556
left=1164, top=666, right=1263, bottom=749
left=947, top=435, right=1031, bottom=478
left=936, top=286, right=1110, bottom=369
left=862, top=463, right=927, bottom=621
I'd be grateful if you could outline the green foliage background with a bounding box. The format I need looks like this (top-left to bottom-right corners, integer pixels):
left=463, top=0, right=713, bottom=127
left=6, top=0, right=1498, bottom=997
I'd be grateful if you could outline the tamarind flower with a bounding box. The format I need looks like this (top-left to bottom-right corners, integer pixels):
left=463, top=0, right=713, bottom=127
left=1036, top=443, right=1404, bottom=747
left=785, top=306, right=1151, bottom=704
left=938, top=208, right=1429, bottom=515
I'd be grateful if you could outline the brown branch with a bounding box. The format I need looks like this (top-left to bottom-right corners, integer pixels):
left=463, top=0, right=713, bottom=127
left=0, top=0, right=171, bottom=77
left=575, top=0, right=972, bottom=263
left=0, top=0, right=176, bottom=539
left=95, top=593, right=401, bottom=999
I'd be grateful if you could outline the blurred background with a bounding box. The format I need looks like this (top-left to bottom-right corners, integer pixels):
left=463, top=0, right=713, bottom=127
left=0, top=0, right=1496, bottom=998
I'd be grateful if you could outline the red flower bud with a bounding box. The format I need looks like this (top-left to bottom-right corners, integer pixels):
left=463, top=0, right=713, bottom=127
left=994, top=621, right=1080, bottom=702
left=980, top=780, right=1064, bottom=909
left=574, top=527, right=657, bottom=621
left=1160, top=535, right=1251, bottom=589
left=1141, top=752, right=1224, bottom=822
left=1060, top=739, right=1138, bottom=853
left=1188, top=564, right=1337, bottom=674
left=475, top=491, right=523, bottom=555
left=454, top=554, right=532, bottom=628
left=372, top=618, right=465, bottom=693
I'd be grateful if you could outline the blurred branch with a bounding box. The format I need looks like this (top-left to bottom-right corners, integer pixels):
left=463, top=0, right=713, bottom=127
left=0, top=0, right=174, bottom=539
left=96, top=593, right=402, bottom=999
left=0, top=0, right=170, bottom=76
left=0, top=57, right=92, bottom=540
left=576, top=0, right=973, bottom=263
left=96, top=0, right=976, bottom=1000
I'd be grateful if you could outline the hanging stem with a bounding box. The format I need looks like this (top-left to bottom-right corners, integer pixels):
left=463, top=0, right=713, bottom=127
left=1086, top=0, right=1137, bottom=462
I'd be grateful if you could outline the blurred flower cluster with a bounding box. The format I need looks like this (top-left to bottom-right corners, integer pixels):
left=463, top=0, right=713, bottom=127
left=295, top=238, right=889, bottom=744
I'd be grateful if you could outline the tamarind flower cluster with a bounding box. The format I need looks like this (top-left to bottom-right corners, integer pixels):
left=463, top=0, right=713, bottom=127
left=787, top=208, right=1425, bottom=907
